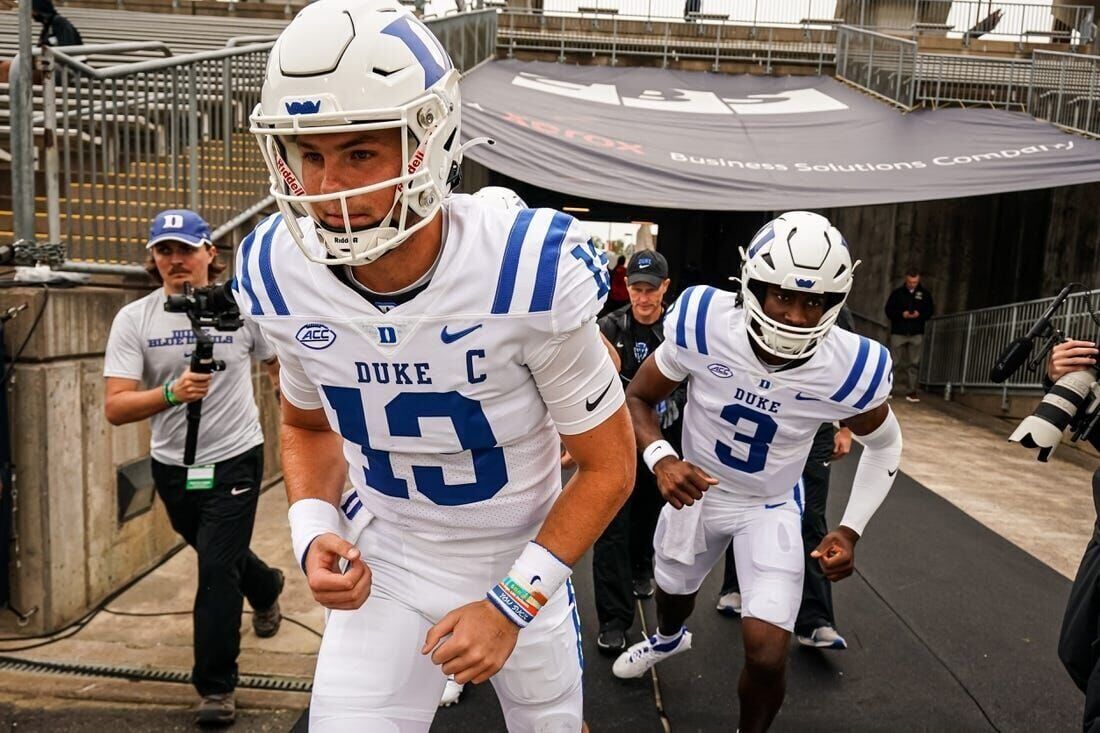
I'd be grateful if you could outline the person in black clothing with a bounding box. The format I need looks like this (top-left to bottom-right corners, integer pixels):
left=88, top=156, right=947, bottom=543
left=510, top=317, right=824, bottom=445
left=591, top=250, right=686, bottom=654
left=1046, top=337, right=1100, bottom=732
left=717, top=306, right=857, bottom=650
left=0, top=0, right=81, bottom=84
left=32, top=0, right=83, bottom=48
left=884, top=268, right=934, bottom=402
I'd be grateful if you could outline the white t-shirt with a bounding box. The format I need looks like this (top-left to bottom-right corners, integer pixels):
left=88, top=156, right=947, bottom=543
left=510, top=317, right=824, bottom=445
left=103, top=288, right=276, bottom=466
left=232, top=195, right=623, bottom=543
left=654, top=286, right=892, bottom=501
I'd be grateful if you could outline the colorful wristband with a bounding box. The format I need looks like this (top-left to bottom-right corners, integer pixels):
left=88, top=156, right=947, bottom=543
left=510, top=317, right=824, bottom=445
left=485, top=542, right=572, bottom=629
left=163, top=379, right=181, bottom=407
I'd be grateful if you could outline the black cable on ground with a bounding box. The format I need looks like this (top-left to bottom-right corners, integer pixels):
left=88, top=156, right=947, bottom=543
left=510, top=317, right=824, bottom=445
left=0, top=282, right=50, bottom=389
left=635, top=599, right=672, bottom=733
left=102, top=607, right=323, bottom=639
left=854, top=565, right=1003, bottom=733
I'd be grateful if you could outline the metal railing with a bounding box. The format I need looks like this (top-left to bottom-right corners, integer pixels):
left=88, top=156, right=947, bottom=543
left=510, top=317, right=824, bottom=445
left=920, top=290, right=1100, bottom=392
left=1028, top=49, right=1100, bottom=137
left=835, top=26, right=917, bottom=107
left=837, top=25, right=1100, bottom=128
left=530, top=0, right=1094, bottom=46
left=499, top=8, right=836, bottom=72
left=8, top=9, right=497, bottom=266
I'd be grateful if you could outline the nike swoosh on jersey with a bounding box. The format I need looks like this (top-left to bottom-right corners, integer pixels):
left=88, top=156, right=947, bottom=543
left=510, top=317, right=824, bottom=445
left=888, top=468, right=898, bottom=477
left=794, top=392, right=820, bottom=401
left=764, top=502, right=787, bottom=509
left=585, top=380, right=614, bottom=411
left=440, top=323, right=483, bottom=344
left=230, top=486, right=252, bottom=496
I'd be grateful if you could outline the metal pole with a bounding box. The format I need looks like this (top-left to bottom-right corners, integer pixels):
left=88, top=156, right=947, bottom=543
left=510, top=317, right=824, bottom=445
left=11, top=0, right=36, bottom=244
left=188, top=65, right=199, bottom=211
left=42, top=52, right=60, bottom=245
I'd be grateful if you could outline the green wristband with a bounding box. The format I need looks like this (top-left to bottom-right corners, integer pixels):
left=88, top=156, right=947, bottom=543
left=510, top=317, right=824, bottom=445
left=164, top=379, right=181, bottom=407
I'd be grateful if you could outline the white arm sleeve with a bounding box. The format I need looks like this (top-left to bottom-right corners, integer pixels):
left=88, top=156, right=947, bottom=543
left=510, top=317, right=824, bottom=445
left=840, top=409, right=902, bottom=536
left=529, top=320, right=625, bottom=436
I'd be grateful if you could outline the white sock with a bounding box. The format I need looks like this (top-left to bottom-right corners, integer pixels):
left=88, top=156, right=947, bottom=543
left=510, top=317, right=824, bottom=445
left=655, top=627, right=683, bottom=645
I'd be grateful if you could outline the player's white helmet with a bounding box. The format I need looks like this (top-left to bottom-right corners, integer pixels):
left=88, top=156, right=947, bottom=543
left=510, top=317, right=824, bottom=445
left=251, top=0, right=464, bottom=265
left=738, top=211, right=858, bottom=359
left=472, top=186, right=527, bottom=212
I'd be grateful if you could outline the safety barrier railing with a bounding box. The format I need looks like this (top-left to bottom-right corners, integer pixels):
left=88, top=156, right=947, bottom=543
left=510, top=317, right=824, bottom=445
left=835, top=26, right=917, bottom=107
left=920, top=290, right=1100, bottom=392
left=529, top=0, right=1094, bottom=46
left=7, top=8, right=497, bottom=267
left=1028, top=50, right=1100, bottom=137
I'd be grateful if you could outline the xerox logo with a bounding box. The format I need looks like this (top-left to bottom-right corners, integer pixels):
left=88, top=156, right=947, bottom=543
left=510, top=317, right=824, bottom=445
left=499, top=112, right=645, bottom=156
left=296, top=323, right=336, bottom=350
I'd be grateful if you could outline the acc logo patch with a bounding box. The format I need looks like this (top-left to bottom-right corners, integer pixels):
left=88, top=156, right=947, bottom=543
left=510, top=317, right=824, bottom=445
left=708, top=363, right=733, bottom=378
left=296, top=323, right=336, bottom=350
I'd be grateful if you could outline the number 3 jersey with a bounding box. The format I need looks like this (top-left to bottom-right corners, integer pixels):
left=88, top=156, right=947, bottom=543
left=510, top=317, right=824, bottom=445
left=654, top=286, right=893, bottom=500
left=233, top=195, right=623, bottom=543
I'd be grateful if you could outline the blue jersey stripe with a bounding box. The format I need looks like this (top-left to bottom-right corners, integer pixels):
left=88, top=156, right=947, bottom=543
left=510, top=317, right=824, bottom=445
left=492, top=209, right=535, bottom=315
left=830, top=336, right=871, bottom=403
left=675, top=286, right=695, bottom=348
left=238, top=228, right=264, bottom=316
left=853, top=343, right=889, bottom=410
left=793, top=480, right=804, bottom=516
left=566, top=579, right=584, bottom=671
left=694, top=286, right=716, bottom=355
left=257, top=214, right=288, bottom=316
left=529, top=212, right=572, bottom=313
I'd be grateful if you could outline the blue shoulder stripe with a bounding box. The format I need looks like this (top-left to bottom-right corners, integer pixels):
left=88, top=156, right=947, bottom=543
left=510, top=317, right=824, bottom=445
left=853, top=342, right=889, bottom=410
left=830, top=336, right=871, bottom=403
left=529, top=212, right=572, bottom=313
left=238, top=228, right=264, bottom=316
left=258, top=214, right=288, bottom=316
left=492, top=209, right=536, bottom=315
left=675, top=286, right=695, bottom=348
left=694, top=286, right=716, bottom=355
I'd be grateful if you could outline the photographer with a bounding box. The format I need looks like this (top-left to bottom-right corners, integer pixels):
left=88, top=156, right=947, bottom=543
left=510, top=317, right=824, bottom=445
left=1047, top=337, right=1100, bottom=733
left=103, top=209, right=284, bottom=727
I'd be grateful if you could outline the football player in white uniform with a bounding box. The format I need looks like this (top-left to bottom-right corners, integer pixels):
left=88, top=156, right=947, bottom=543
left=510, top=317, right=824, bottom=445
left=237, top=2, right=635, bottom=730
left=613, top=212, right=903, bottom=732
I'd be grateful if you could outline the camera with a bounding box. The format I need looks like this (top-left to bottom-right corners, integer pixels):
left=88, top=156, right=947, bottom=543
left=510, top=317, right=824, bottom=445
left=163, top=281, right=242, bottom=332
left=995, top=283, right=1100, bottom=461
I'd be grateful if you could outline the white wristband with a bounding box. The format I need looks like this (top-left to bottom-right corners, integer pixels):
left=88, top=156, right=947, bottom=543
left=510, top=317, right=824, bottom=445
left=288, top=498, right=341, bottom=574
left=487, top=542, right=573, bottom=628
left=643, top=439, right=679, bottom=474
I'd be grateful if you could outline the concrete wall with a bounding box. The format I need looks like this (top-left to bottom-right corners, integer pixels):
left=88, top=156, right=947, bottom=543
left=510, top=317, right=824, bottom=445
left=1, top=284, right=281, bottom=634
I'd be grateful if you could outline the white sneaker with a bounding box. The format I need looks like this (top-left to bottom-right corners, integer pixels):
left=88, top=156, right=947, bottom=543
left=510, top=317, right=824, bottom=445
left=796, top=625, right=848, bottom=650
left=612, top=628, right=693, bottom=679
left=716, top=591, right=742, bottom=617
left=439, top=676, right=464, bottom=707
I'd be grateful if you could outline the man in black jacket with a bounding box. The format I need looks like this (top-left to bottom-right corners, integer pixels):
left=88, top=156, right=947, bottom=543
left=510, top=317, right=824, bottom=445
left=592, top=250, right=686, bottom=654
left=1047, top=336, right=1100, bottom=733
left=884, top=268, right=934, bottom=402
left=32, top=0, right=83, bottom=48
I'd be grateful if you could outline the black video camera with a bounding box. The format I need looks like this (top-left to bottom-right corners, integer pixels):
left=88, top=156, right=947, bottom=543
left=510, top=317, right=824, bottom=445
left=163, top=281, right=243, bottom=332
left=163, top=281, right=243, bottom=465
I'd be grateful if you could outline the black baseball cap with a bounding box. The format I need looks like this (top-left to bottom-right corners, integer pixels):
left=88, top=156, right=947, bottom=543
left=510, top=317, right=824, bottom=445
left=626, top=250, right=669, bottom=287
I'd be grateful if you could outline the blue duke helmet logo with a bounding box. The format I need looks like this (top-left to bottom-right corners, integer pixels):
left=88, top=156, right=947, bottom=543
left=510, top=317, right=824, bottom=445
left=296, top=323, right=336, bottom=350
left=285, top=100, right=321, bottom=115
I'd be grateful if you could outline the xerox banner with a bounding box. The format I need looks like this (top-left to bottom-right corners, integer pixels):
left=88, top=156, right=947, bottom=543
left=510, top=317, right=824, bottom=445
left=460, top=59, right=1100, bottom=210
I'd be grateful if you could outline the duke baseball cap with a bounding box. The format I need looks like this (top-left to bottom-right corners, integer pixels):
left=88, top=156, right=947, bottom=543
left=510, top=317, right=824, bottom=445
left=146, top=209, right=212, bottom=249
left=626, top=250, right=669, bottom=287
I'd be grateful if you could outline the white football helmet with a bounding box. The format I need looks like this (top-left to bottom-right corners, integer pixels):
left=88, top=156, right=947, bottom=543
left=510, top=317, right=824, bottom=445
left=251, top=0, right=466, bottom=265
left=472, top=186, right=527, bottom=212
left=738, top=211, right=858, bottom=359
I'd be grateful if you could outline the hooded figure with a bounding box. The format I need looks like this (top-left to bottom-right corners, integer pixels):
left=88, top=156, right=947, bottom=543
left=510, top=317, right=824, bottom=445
left=31, top=0, right=83, bottom=48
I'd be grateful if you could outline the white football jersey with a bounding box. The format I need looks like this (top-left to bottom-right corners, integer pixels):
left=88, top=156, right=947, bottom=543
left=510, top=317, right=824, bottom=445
left=233, top=195, right=619, bottom=542
left=654, top=286, right=892, bottom=501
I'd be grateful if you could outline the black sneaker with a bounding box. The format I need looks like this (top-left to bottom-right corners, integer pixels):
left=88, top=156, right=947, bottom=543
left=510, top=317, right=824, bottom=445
left=252, top=568, right=284, bottom=639
left=632, top=577, right=655, bottom=599
left=195, top=692, right=235, bottom=727
left=597, top=628, right=627, bottom=655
